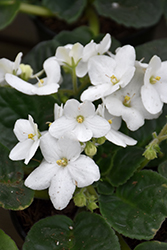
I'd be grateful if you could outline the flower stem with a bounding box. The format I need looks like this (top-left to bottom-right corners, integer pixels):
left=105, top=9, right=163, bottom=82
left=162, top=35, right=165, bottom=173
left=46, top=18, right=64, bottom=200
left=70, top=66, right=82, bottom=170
left=71, top=67, right=78, bottom=94
left=19, top=3, right=54, bottom=17
left=85, top=6, right=100, bottom=36
left=115, top=232, right=132, bottom=250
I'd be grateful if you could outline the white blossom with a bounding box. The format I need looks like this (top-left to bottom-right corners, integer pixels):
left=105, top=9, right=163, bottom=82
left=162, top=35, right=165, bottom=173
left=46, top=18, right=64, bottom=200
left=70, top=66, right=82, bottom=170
left=80, top=45, right=136, bottom=102
left=24, top=133, right=100, bottom=210
left=76, top=33, right=111, bottom=77
left=141, top=55, right=167, bottom=114
left=0, top=52, right=22, bottom=86
left=104, top=62, right=161, bottom=131
left=9, top=115, right=41, bottom=165
left=5, top=57, right=61, bottom=95
left=49, top=99, right=110, bottom=142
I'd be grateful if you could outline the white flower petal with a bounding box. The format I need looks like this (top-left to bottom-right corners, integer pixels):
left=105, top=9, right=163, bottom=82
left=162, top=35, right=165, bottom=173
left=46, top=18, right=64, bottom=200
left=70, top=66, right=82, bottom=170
left=24, top=160, right=58, bottom=190
left=84, top=116, right=110, bottom=138
left=141, top=84, right=163, bottom=114
left=40, top=132, right=61, bottom=163
left=106, top=129, right=137, bottom=147
left=68, top=155, right=100, bottom=187
left=72, top=123, right=93, bottom=142
left=13, top=119, right=34, bottom=142
left=49, top=167, right=75, bottom=210
left=25, top=139, right=40, bottom=165
left=9, top=140, right=33, bottom=162
left=97, top=33, right=111, bottom=55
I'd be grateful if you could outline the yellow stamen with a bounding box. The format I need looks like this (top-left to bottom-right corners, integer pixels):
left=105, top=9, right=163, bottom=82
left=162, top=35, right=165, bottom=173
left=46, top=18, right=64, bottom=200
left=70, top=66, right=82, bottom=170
left=123, top=95, right=131, bottom=107
left=46, top=121, right=52, bottom=127
left=38, top=79, right=44, bottom=87
left=108, top=119, right=112, bottom=124
left=28, top=133, right=34, bottom=140
left=77, top=115, right=84, bottom=123
left=110, top=75, right=119, bottom=85
left=150, top=75, right=161, bottom=84
left=56, top=158, right=68, bottom=167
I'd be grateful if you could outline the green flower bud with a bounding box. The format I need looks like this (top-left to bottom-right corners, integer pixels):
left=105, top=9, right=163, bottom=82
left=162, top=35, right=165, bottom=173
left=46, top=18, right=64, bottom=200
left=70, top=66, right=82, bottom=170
left=19, top=64, right=33, bottom=81
left=84, top=141, right=97, bottom=157
left=143, top=144, right=161, bottom=160
left=87, top=194, right=99, bottom=212
left=96, top=136, right=106, bottom=145
left=73, top=190, right=87, bottom=207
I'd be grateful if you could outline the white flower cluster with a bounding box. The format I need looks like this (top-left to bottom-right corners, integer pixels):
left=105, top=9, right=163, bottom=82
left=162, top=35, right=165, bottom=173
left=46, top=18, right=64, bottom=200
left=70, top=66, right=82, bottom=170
left=3, top=33, right=166, bottom=210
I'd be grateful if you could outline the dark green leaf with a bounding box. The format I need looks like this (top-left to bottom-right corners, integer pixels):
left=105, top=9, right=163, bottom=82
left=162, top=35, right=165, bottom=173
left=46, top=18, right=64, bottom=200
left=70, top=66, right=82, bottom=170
left=0, top=229, right=18, bottom=250
left=0, top=143, right=34, bottom=210
left=0, top=0, right=20, bottom=30
left=97, top=179, right=114, bottom=195
left=158, top=160, right=167, bottom=178
left=134, top=241, right=167, bottom=250
left=42, top=0, right=87, bottom=23
left=23, top=212, right=120, bottom=250
left=108, top=147, right=145, bottom=187
left=136, top=38, right=167, bottom=62
left=99, top=170, right=167, bottom=240
left=94, top=0, right=163, bottom=28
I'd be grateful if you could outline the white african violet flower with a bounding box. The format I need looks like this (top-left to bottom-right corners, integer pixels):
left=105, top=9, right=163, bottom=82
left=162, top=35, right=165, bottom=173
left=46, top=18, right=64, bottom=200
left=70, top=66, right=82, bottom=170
left=54, top=103, right=64, bottom=120
left=9, top=115, right=41, bottom=165
left=55, top=42, right=83, bottom=67
left=5, top=57, right=61, bottom=95
left=96, top=103, right=137, bottom=147
left=49, top=99, right=110, bottom=142
left=104, top=62, right=161, bottom=131
left=76, top=33, right=111, bottom=77
left=0, top=52, right=22, bottom=86
left=80, top=45, right=136, bottom=102
left=24, top=133, right=100, bottom=210
left=141, top=55, right=167, bottom=114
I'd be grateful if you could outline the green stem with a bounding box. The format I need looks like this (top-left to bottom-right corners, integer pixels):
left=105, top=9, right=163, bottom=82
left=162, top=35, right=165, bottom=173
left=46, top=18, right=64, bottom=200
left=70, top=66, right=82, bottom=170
left=71, top=67, right=78, bottom=94
left=19, top=3, right=54, bottom=17
left=85, top=6, right=100, bottom=36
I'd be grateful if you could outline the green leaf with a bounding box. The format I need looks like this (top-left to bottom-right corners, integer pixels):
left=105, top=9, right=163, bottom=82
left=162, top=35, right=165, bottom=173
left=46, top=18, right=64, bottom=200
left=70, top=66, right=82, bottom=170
left=99, top=170, right=167, bottom=240
left=42, top=0, right=87, bottom=23
left=0, top=229, right=18, bottom=250
left=97, top=179, right=114, bottom=195
left=108, top=147, right=145, bottom=187
left=158, top=160, right=167, bottom=178
left=23, top=212, right=120, bottom=250
left=0, top=143, right=34, bottom=210
left=0, top=0, right=20, bottom=30
left=134, top=241, right=167, bottom=250
left=94, top=0, right=163, bottom=28
left=136, top=38, right=167, bottom=62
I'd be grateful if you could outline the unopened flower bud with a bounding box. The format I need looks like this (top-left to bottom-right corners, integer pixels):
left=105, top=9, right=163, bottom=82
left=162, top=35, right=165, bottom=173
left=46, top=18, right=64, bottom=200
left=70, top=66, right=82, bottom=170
left=87, top=195, right=99, bottom=212
left=85, top=141, right=97, bottom=157
left=143, top=144, right=161, bottom=160
left=73, top=191, right=87, bottom=207
left=19, top=64, right=33, bottom=81
left=96, top=136, right=106, bottom=145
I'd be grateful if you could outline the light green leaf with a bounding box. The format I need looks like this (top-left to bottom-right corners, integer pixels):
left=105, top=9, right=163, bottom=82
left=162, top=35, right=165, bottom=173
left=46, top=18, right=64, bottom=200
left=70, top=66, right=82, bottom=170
left=94, top=0, right=163, bottom=28
left=0, top=0, right=20, bottom=30
left=0, top=229, right=18, bottom=250
left=99, top=170, right=167, bottom=240
left=23, top=212, right=120, bottom=250
left=134, top=241, right=167, bottom=250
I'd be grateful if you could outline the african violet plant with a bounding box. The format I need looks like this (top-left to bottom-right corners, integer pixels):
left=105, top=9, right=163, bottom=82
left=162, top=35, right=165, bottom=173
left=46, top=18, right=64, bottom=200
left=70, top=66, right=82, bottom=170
left=1, top=2, right=167, bottom=250
left=1, top=25, right=167, bottom=250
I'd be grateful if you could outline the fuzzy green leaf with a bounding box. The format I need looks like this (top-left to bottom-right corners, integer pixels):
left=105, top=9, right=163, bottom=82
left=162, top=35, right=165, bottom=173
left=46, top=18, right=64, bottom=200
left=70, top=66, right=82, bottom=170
left=23, top=212, right=120, bottom=250
left=0, top=0, right=20, bottom=30
left=134, top=241, right=167, bottom=250
left=94, top=0, right=163, bottom=28
left=99, top=170, right=167, bottom=240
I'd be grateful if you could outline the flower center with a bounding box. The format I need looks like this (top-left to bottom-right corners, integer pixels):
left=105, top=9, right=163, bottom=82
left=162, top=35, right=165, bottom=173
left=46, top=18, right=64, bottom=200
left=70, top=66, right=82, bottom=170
left=108, top=119, right=112, bottom=124
left=76, top=115, right=84, bottom=123
left=56, top=157, right=68, bottom=167
left=123, top=95, right=131, bottom=107
left=28, top=133, right=34, bottom=140
left=110, top=75, right=119, bottom=85
left=150, top=76, right=161, bottom=84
